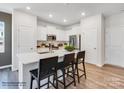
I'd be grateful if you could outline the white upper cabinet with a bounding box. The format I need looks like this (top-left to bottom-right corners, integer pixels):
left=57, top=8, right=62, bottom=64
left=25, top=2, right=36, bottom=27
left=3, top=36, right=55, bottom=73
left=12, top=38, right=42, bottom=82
left=37, top=25, right=67, bottom=41
left=57, top=29, right=67, bottom=41
left=46, top=26, right=58, bottom=35
left=65, top=26, right=81, bottom=41
left=37, top=26, right=47, bottom=40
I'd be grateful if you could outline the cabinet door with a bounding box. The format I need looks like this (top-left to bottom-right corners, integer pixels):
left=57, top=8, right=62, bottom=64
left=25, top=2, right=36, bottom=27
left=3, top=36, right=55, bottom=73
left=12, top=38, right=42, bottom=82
left=57, top=30, right=67, bottom=41
left=57, top=29, right=62, bottom=41
left=18, top=25, right=36, bottom=53
left=37, top=26, right=47, bottom=40
left=63, top=31, right=68, bottom=41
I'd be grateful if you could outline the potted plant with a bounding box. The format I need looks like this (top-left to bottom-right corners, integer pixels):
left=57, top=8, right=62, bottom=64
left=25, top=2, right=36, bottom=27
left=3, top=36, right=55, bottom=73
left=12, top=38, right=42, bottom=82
left=64, top=45, right=75, bottom=52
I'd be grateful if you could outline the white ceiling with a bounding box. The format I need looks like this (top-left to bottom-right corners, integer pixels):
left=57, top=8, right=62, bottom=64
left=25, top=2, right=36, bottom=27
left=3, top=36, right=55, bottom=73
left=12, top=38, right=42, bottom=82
left=0, top=3, right=124, bottom=26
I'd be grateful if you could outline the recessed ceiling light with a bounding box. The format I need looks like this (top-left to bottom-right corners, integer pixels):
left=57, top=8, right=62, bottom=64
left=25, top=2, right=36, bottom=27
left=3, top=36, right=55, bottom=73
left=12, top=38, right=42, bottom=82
left=81, top=12, right=85, bottom=16
left=26, top=6, right=31, bottom=10
left=49, top=14, right=53, bottom=18
left=63, top=19, right=67, bottom=22
left=64, top=3, right=70, bottom=5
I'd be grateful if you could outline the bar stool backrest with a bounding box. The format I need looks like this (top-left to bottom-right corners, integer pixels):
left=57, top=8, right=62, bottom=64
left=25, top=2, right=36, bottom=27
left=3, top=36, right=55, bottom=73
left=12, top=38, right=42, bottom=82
left=64, top=53, right=75, bottom=67
left=77, top=51, right=85, bottom=62
left=38, top=56, right=58, bottom=78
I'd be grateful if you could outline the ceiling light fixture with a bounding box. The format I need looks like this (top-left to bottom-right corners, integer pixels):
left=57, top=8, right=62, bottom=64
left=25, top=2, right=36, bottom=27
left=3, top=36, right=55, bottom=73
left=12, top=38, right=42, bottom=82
left=49, top=14, right=53, bottom=18
left=63, top=19, right=67, bottom=22
left=81, top=12, right=85, bottom=16
left=26, top=6, right=31, bottom=10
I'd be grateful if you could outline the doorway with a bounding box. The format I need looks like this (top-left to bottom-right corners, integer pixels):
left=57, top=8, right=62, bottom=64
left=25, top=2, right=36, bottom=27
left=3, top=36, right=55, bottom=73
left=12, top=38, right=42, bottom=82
left=0, top=12, right=12, bottom=67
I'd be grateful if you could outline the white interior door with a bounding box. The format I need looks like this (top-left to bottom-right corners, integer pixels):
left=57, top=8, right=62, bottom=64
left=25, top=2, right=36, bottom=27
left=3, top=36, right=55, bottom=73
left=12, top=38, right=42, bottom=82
left=84, top=27, right=97, bottom=65
left=18, top=25, right=35, bottom=53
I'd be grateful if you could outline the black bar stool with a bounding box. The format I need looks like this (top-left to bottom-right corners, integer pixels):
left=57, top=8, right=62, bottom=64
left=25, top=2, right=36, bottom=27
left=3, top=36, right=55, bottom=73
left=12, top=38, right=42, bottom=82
left=56, top=53, right=76, bottom=89
left=75, top=51, right=86, bottom=83
left=67, top=51, right=86, bottom=83
left=30, top=56, right=58, bottom=89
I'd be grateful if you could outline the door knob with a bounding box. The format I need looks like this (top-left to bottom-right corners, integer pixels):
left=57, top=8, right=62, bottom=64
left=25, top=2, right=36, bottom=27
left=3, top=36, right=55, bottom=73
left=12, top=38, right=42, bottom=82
left=30, top=48, right=33, bottom=50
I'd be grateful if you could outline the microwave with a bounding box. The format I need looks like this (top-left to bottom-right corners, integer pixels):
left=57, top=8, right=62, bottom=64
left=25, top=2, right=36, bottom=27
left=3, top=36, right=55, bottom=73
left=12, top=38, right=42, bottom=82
left=47, top=35, right=56, bottom=41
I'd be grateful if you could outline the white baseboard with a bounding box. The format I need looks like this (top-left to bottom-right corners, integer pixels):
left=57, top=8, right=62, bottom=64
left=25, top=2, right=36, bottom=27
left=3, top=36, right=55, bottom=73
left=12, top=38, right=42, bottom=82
left=0, top=65, right=11, bottom=69
left=95, top=64, right=104, bottom=67
left=104, top=60, right=124, bottom=68
left=86, top=61, right=104, bottom=67
left=105, top=63, right=124, bottom=68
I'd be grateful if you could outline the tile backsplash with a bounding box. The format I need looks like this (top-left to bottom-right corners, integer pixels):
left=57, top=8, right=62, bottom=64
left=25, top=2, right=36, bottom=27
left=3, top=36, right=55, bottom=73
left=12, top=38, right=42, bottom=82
left=37, top=40, right=69, bottom=49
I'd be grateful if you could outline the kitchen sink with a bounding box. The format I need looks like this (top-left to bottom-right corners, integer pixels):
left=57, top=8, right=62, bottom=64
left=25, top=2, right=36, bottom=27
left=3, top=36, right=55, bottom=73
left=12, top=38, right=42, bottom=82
left=38, top=51, right=50, bottom=54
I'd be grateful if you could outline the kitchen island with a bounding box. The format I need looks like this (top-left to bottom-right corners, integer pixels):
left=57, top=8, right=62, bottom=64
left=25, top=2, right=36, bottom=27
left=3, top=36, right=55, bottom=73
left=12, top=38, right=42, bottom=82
left=18, top=50, right=79, bottom=89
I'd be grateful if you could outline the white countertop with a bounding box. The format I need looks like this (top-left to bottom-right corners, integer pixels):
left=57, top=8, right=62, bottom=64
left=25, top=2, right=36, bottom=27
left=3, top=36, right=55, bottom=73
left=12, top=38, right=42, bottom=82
left=17, top=50, right=79, bottom=65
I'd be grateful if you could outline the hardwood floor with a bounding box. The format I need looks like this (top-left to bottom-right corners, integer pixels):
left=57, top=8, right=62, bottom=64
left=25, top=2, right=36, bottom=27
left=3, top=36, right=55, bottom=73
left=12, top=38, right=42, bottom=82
left=0, top=63, right=124, bottom=89
left=65, top=63, right=124, bottom=89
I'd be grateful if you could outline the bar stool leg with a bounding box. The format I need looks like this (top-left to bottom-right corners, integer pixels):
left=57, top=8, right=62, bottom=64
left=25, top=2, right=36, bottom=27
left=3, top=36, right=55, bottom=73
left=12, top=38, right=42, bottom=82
left=72, top=64, right=76, bottom=86
left=47, top=76, right=50, bottom=88
left=37, top=79, right=40, bottom=89
left=53, top=74, right=55, bottom=85
left=55, top=72, right=58, bottom=89
left=30, top=76, right=33, bottom=89
left=76, top=63, right=80, bottom=83
left=67, top=68, right=69, bottom=77
left=62, top=69, right=66, bottom=89
left=82, top=62, right=86, bottom=79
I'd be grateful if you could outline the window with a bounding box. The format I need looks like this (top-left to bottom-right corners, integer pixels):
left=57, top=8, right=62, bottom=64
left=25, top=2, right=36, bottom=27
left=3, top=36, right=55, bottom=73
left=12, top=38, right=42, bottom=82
left=0, top=21, right=5, bottom=53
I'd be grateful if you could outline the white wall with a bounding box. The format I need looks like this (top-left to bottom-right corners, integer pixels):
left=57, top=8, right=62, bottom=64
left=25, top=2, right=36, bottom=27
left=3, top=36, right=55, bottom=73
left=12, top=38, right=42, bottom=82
left=66, top=13, right=124, bottom=68
left=12, top=10, right=37, bottom=71
left=65, top=15, right=105, bottom=67
left=105, top=13, right=124, bottom=67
